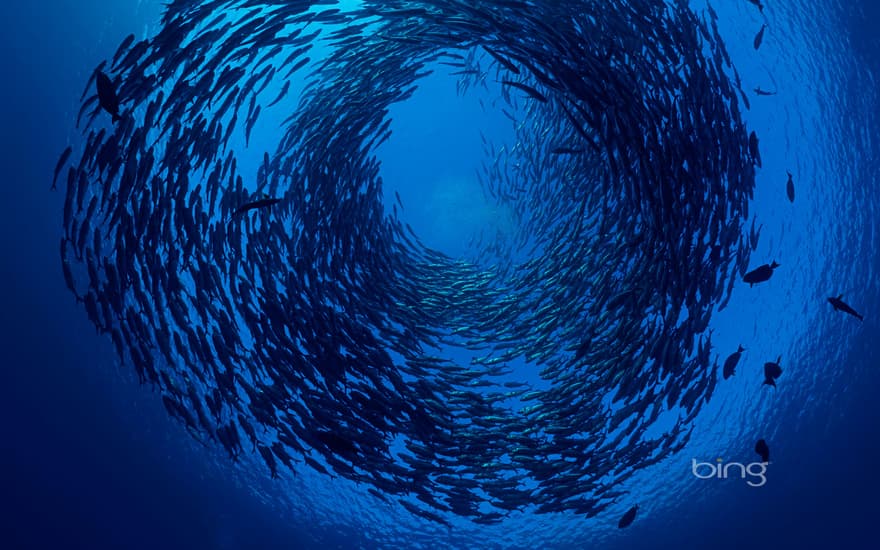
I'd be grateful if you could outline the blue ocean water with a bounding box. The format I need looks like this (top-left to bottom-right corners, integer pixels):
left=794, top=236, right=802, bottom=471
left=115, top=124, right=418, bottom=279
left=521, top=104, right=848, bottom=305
left=0, top=0, right=878, bottom=549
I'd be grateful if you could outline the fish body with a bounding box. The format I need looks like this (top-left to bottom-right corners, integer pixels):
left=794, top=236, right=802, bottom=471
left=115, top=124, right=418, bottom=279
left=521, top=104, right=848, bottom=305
left=233, top=197, right=281, bottom=217
left=743, top=261, right=779, bottom=286
left=753, top=24, right=767, bottom=50
left=95, top=71, right=121, bottom=123
left=828, top=295, right=863, bottom=321
left=755, top=439, right=770, bottom=462
left=722, top=345, right=744, bottom=379
left=763, top=356, right=782, bottom=388
left=618, top=505, right=638, bottom=528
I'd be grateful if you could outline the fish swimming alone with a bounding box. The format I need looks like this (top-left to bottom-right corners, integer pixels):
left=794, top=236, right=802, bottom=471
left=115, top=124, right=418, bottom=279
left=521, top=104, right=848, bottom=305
left=828, top=294, right=864, bottom=321
left=95, top=70, right=121, bottom=123
left=754, top=87, right=777, bottom=96
left=743, top=261, right=779, bottom=286
left=763, top=356, right=783, bottom=388
left=786, top=172, right=795, bottom=202
left=618, top=505, right=639, bottom=528
left=753, top=24, right=767, bottom=50
left=722, top=345, right=745, bottom=379
left=755, top=439, right=770, bottom=463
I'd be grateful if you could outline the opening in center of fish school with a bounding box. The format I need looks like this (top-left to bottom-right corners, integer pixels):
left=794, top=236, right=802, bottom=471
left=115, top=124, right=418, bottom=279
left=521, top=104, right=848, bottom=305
left=7, top=0, right=879, bottom=549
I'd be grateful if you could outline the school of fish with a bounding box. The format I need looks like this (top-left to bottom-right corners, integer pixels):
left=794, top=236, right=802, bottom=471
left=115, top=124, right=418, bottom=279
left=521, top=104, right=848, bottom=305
left=57, top=0, right=848, bottom=530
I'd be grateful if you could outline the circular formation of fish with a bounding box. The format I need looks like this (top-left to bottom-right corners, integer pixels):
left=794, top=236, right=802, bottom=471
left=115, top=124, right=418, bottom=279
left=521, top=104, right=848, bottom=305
left=59, top=0, right=758, bottom=525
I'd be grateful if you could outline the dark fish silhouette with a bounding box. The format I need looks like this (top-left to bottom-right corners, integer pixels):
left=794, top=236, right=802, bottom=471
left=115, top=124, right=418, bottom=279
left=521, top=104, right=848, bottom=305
left=828, top=294, right=863, bottom=321
left=722, top=345, right=745, bottom=379
left=746, top=0, right=765, bottom=13
left=763, top=356, right=782, bottom=388
left=95, top=71, right=121, bottom=123
left=52, top=146, right=73, bottom=190
left=233, top=197, right=282, bottom=217
left=786, top=172, right=794, bottom=202
left=618, top=505, right=638, bottom=528
left=754, top=87, right=776, bottom=96
left=753, top=24, right=767, bottom=50
left=755, top=439, right=770, bottom=463
left=743, top=261, right=779, bottom=286
left=748, top=131, right=762, bottom=167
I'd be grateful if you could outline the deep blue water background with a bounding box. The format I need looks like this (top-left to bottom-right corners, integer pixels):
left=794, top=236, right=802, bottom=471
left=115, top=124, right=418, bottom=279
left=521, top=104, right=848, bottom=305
left=1, top=1, right=878, bottom=549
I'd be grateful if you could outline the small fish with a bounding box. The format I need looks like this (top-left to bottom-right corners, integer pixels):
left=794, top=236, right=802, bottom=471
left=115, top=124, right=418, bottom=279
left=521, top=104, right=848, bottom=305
left=233, top=196, right=282, bottom=217
left=748, top=131, right=762, bottom=167
left=763, top=356, right=782, bottom=388
left=52, top=146, right=73, bottom=190
left=722, top=345, right=745, bottom=379
left=753, top=87, right=776, bottom=96
left=95, top=71, right=121, bottom=123
left=551, top=147, right=585, bottom=155
left=618, top=504, right=638, bottom=528
left=746, top=0, right=765, bottom=13
left=755, top=439, right=770, bottom=463
left=786, top=171, right=795, bottom=202
left=743, top=261, right=779, bottom=286
left=753, top=24, right=767, bottom=50
left=499, top=80, right=547, bottom=102
left=828, top=294, right=863, bottom=321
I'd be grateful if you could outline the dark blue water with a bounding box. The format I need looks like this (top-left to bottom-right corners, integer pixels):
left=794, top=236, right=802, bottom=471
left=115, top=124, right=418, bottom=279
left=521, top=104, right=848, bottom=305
left=1, top=1, right=878, bottom=548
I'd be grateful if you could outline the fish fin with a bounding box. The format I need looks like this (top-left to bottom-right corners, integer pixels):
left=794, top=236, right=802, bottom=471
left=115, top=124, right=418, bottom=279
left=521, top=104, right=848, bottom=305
left=837, top=294, right=843, bottom=300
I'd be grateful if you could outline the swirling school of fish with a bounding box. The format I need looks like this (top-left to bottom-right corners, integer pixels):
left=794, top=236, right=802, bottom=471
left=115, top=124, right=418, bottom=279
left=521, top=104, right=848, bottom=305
left=55, top=0, right=861, bottom=530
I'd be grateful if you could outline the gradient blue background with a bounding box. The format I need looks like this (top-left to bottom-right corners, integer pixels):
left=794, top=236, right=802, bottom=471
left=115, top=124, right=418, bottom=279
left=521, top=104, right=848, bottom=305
left=1, top=1, right=878, bottom=549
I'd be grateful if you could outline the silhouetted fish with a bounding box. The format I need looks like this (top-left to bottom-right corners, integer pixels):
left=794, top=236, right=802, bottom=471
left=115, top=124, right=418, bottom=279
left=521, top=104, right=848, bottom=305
left=618, top=505, right=638, bottom=528
left=755, top=439, right=770, bottom=463
left=743, top=261, right=779, bottom=286
left=746, top=0, right=765, bottom=13
left=754, top=87, right=776, bottom=96
left=95, top=71, right=121, bottom=123
left=786, top=171, right=794, bottom=202
left=763, top=356, right=782, bottom=388
left=748, top=131, right=762, bottom=167
left=828, top=294, right=863, bottom=321
left=233, top=196, right=282, bottom=217
left=722, top=345, right=744, bottom=379
left=753, top=25, right=767, bottom=50
left=52, top=146, right=73, bottom=191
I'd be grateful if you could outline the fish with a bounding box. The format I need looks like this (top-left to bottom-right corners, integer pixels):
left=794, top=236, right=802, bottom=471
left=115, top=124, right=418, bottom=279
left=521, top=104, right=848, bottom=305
left=499, top=80, right=548, bottom=102
left=743, top=261, right=779, bottom=286
left=232, top=196, right=282, bottom=217
left=52, top=146, right=73, bottom=190
left=722, top=345, right=744, bottom=379
left=755, top=439, right=770, bottom=463
left=786, top=171, right=795, bottom=202
left=763, top=356, right=783, bottom=388
left=753, top=87, right=776, bottom=96
left=56, top=0, right=765, bottom=526
left=618, top=505, right=638, bottom=528
left=827, top=294, right=863, bottom=321
left=748, top=131, right=762, bottom=167
left=753, top=24, right=767, bottom=50
left=746, top=0, right=765, bottom=13
left=95, top=71, right=121, bottom=123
